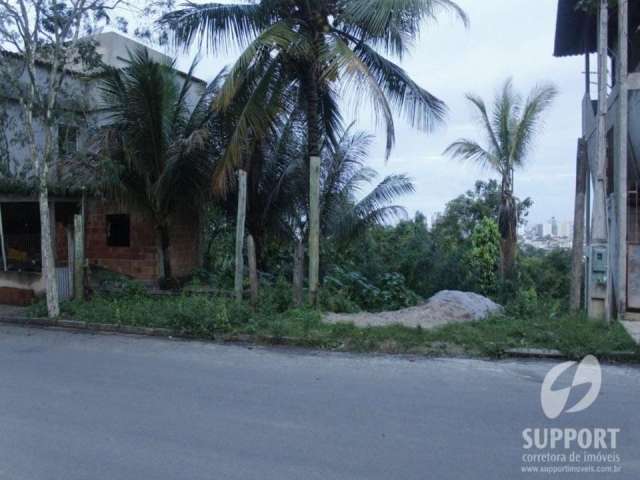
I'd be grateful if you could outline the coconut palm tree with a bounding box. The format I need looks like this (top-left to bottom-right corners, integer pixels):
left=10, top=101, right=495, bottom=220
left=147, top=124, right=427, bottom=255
left=445, top=79, right=557, bottom=279
left=240, top=121, right=414, bottom=304
left=160, top=0, right=467, bottom=304
left=96, top=49, right=219, bottom=285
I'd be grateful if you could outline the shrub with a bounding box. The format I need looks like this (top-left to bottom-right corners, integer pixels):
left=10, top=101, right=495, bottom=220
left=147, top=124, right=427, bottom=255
left=322, top=267, right=420, bottom=312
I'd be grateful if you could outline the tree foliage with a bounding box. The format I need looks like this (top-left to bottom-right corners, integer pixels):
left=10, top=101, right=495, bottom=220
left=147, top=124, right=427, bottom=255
left=445, top=79, right=556, bottom=279
left=96, top=49, right=216, bottom=283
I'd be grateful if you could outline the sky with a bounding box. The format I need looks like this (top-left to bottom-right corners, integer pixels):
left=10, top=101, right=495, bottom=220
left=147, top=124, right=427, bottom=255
left=166, top=0, right=585, bottom=227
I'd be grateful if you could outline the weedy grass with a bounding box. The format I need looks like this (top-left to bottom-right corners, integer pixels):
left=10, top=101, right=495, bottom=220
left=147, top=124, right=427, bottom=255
left=28, top=293, right=639, bottom=360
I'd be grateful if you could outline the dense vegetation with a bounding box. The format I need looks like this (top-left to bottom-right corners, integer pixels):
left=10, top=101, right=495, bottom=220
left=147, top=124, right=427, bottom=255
left=10, top=0, right=631, bottom=358
left=193, top=179, right=570, bottom=315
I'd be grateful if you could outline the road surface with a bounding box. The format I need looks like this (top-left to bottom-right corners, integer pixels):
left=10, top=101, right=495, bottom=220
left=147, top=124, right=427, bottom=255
left=0, top=325, right=638, bottom=479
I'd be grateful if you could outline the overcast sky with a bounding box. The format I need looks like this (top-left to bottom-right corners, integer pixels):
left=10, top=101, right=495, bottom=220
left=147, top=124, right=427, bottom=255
left=168, top=0, right=584, bottom=226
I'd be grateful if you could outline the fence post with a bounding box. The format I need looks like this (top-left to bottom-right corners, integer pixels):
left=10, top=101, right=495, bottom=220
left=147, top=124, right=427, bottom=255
left=234, top=170, right=248, bottom=302
left=73, top=214, right=84, bottom=301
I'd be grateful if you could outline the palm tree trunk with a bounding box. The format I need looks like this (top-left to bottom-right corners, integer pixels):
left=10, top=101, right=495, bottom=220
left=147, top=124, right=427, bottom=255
left=499, top=173, right=517, bottom=281
left=305, top=68, right=322, bottom=307
left=293, top=238, right=305, bottom=307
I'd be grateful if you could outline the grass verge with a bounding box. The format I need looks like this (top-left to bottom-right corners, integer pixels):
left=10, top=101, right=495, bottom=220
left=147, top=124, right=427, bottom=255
left=28, top=294, right=640, bottom=360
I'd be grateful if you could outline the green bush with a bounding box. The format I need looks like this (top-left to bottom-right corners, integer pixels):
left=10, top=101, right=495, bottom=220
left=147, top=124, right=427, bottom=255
left=259, top=276, right=294, bottom=314
left=322, top=267, right=419, bottom=312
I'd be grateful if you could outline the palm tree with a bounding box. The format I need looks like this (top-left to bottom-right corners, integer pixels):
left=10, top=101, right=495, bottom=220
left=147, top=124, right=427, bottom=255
left=445, top=79, right=557, bottom=279
left=160, top=0, right=467, bottom=304
left=241, top=122, right=414, bottom=304
left=96, top=49, right=217, bottom=285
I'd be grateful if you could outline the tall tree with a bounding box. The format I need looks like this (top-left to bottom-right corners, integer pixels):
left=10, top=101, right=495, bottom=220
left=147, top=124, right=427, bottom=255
left=240, top=122, right=414, bottom=305
left=97, top=49, right=216, bottom=285
left=0, top=0, right=130, bottom=317
left=445, top=79, right=556, bottom=279
left=160, top=0, right=467, bottom=305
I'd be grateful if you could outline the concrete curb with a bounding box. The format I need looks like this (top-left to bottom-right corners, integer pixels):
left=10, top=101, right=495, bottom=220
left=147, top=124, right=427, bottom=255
left=504, top=347, right=639, bottom=361
left=0, top=315, right=303, bottom=346
left=0, top=315, right=175, bottom=338
left=504, top=348, right=565, bottom=359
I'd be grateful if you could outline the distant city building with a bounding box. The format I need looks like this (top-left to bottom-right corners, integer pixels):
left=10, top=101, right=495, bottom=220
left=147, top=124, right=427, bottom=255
left=522, top=217, right=573, bottom=251
left=559, top=221, right=573, bottom=238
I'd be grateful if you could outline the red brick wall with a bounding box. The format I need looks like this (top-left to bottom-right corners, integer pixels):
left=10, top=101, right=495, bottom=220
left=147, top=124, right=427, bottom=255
left=168, top=208, right=201, bottom=278
left=84, top=199, right=199, bottom=281
left=0, top=287, right=36, bottom=306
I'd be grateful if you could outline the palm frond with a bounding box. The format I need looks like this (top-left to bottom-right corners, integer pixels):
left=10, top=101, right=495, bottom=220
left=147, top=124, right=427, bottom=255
left=492, top=78, right=519, bottom=166
left=444, top=139, right=498, bottom=171
left=352, top=42, right=447, bottom=135
left=158, top=2, right=268, bottom=52
left=337, top=0, right=468, bottom=58
left=465, top=93, right=500, bottom=155
left=356, top=174, right=416, bottom=214
left=510, top=83, right=558, bottom=166
left=326, top=37, right=396, bottom=158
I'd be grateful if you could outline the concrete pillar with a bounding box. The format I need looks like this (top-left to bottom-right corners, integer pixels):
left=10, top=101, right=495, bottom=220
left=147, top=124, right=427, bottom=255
left=616, top=0, right=629, bottom=318
left=571, top=139, right=588, bottom=312
left=308, top=155, right=321, bottom=306
left=0, top=203, right=7, bottom=272
left=234, top=170, right=248, bottom=302
left=73, top=214, right=84, bottom=301
left=588, top=0, right=610, bottom=320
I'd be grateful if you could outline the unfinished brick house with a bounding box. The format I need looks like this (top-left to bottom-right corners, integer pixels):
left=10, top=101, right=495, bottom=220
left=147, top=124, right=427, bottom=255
left=0, top=33, right=205, bottom=305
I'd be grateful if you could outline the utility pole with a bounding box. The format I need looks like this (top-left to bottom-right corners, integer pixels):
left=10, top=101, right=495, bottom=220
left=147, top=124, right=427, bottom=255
left=588, top=0, right=610, bottom=320
left=616, top=0, right=629, bottom=319
left=571, top=139, right=588, bottom=312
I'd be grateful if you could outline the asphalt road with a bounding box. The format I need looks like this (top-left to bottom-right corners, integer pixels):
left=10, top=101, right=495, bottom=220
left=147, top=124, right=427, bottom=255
left=0, top=325, right=638, bottom=480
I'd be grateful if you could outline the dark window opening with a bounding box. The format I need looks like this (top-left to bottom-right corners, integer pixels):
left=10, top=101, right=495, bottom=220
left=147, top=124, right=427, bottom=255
left=106, top=214, right=130, bottom=247
left=1, top=203, right=41, bottom=272
left=58, top=125, right=78, bottom=157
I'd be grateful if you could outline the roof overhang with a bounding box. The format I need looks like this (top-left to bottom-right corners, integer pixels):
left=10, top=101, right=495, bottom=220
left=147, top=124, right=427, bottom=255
left=553, top=0, right=597, bottom=58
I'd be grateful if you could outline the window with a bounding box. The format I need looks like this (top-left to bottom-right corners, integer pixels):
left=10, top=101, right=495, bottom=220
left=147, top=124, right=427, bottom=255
left=106, top=214, right=130, bottom=247
left=58, top=125, right=78, bottom=157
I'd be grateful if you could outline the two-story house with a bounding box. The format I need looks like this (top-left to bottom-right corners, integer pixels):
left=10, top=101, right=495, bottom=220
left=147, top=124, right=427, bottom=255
left=0, top=32, right=207, bottom=305
left=554, top=0, right=640, bottom=320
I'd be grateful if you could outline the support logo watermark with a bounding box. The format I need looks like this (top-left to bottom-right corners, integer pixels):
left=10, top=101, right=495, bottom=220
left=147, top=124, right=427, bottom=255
left=540, top=355, right=602, bottom=420
left=520, top=356, right=622, bottom=475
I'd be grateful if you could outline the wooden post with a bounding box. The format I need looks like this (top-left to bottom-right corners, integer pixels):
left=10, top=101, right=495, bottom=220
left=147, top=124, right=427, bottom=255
left=49, top=200, right=57, bottom=265
left=66, top=226, right=74, bottom=297
left=0, top=203, right=7, bottom=272
left=308, top=155, right=321, bottom=306
left=616, top=0, right=629, bottom=319
left=571, top=139, right=588, bottom=312
left=293, top=238, right=304, bottom=307
left=588, top=0, right=610, bottom=320
left=73, top=214, right=84, bottom=301
left=234, top=170, right=248, bottom=302
left=247, top=234, right=259, bottom=307
left=585, top=161, right=592, bottom=311
left=585, top=52, right=591, bottom=98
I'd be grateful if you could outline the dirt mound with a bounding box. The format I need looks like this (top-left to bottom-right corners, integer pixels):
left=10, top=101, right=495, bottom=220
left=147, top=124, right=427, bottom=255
left=324, top=290, right=503, bottom=330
